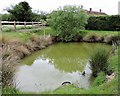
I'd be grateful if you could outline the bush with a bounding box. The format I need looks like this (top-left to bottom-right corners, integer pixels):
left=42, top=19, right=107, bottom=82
left=89, top=48, right=110, bottom=77
left=86, top=15, right=120, bottom=31
left=48, top=5, right=88, bottom=42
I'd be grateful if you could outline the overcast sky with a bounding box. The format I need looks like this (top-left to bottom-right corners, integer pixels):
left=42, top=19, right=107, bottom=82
left=0, top=0, right=120, bottom=15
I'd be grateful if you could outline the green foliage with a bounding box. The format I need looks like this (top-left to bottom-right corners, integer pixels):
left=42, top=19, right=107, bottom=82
left=92, top=72, right=105, bottom=87
left=3, top=86, right=19, bottom=94
left=48, top=5, right=88, bottom=42
left=7, top=1, right=33, bottom=21
left=86, top=15, right=120, bottom=31
left=1, top=14, right=14, bottom=21
left=89, top=48, right=110, bottom=77
left=32, top=11, right=47, bottom=21
left=108, top=48, right=119, bottom=72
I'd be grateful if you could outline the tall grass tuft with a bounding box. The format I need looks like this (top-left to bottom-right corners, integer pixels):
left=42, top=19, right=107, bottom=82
left=14, top=45, right=31, bottom=58
left=2, top=45, right=19, bottom=94
left=89, top=48, right=110, bottom=77
left=2, top=46, right=18, bottom=87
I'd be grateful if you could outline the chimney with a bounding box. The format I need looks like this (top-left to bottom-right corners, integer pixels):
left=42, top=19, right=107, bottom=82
left=90, top=8, right=92, bottom=12
left=100, top=9, right=102, bottom=12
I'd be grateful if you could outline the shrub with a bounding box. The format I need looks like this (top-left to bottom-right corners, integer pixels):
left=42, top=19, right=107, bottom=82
left=86, top=15, right=120, bottom=31
left=48, top=5, right=88, bottom=42
left=89, top=48, right=110, bottom=77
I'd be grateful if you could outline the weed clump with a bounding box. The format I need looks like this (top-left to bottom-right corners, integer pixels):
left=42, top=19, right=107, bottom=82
left=89, top=48, right=110, bottom=77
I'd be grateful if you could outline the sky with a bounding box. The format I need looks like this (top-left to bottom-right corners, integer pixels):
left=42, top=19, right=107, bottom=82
left=0, top=0, right=120, bottom=15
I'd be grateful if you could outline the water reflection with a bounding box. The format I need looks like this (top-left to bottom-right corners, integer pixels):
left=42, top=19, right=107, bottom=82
left=22, top=43, right=111, bottom=72
left=14, top=58, right=92, bottom=93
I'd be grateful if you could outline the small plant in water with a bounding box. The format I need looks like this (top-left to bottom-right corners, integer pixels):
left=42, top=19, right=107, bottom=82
left=89, top=48, right=110, bottom=77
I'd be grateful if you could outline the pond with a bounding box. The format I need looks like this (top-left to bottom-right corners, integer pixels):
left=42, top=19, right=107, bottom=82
left=13, top=43, right=111, bottom=93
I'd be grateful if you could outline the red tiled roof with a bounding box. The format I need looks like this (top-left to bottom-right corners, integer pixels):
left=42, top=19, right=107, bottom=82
left=84, top=9, right=107, bottom=15
left=87, top=11, right=107, bottom=15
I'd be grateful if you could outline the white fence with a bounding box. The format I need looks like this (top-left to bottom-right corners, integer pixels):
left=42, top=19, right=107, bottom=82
left=0, top=21, right=42, bottom=32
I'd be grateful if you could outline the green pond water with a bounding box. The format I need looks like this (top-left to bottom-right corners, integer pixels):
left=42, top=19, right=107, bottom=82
left=14, top=43, right=111, bottom=93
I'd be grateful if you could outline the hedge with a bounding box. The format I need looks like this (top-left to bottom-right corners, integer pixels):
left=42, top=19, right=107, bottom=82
left=86, top=15, right=120, bottom=31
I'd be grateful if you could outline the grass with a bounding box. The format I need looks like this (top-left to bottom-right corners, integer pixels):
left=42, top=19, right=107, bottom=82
left=1, top=27, right=119, bottom=43
left=2, top=45, right=19, bottom=95
left=35, top=27, right=56, bottom=36
left=3, top=87, right=19, bottom=94
left=84, top=30, right=119, bottom=36
left=1, top=32, right=32, bottom=42
left=42, top=77, right=118, bottom=94
left=2, top=25, right=34, bottom=32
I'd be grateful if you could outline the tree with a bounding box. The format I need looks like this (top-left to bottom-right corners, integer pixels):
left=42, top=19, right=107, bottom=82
left=1, top=14, right=14, bottom=21
left=48, top=5, right=88, bottom=42
left=7, top=1, right=33, bottom=21
left=32, top=11, right=47, bottom=21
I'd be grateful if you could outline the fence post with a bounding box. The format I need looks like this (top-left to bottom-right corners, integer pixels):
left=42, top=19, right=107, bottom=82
left=32, top=21, right=34, bottom=29
left=0, top=20, right=2, bottom=32
left=24, top=21, right=26, bottom=29
left=38, top=22, right=40, bottom=27
left=14, top=21, right=16, bottom=31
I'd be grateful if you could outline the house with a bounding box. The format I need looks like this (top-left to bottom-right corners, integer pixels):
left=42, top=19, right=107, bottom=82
left=86, top=8, right=107, bottom=15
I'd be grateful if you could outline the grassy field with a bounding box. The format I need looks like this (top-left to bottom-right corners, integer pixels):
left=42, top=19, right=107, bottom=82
left=1, top=32, right=32, bottom=42
left=2, top=25, right=34, bottom=32
left=38, top=27, right=119, bottom=36
left=84, top=30, right=119, bottom=36
left=1, top=27, right=119, bottom=41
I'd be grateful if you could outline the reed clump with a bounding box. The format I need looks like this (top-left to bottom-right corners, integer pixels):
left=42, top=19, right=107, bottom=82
left=2, top=45, right=19, bottom=88
left=89, top=48, right=110, bottom=77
